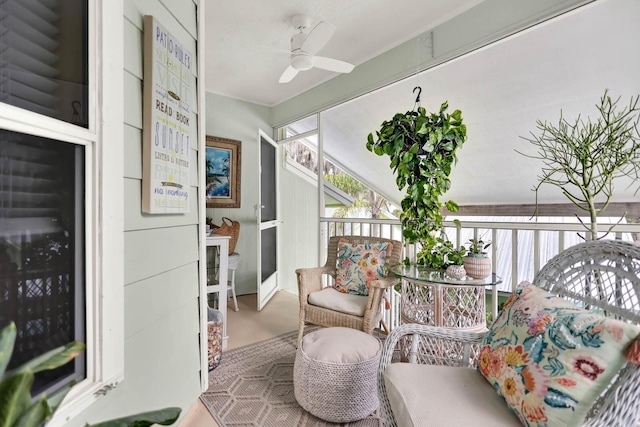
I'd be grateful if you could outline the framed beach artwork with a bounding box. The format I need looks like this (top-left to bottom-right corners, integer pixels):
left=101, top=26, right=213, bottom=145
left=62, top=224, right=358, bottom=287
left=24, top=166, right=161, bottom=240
left=206, top=136, right=241, bottom=208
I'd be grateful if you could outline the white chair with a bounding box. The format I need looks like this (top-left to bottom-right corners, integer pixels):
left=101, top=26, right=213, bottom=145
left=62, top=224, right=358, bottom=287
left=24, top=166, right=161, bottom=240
left=227, top=252, right=240, bottom=311
left=295, top=235, right=402, bottom=347
left=377, top=240, right=640, bottom=427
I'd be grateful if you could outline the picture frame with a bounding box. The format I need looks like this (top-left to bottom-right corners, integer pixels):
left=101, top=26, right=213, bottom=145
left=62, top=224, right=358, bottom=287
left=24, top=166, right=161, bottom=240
left=205, top=136, right=241, bottom=208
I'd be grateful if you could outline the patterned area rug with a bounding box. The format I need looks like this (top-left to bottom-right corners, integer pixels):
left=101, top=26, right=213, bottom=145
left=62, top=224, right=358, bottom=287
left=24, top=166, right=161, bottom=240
left=200, top=327, right=383, bottom=426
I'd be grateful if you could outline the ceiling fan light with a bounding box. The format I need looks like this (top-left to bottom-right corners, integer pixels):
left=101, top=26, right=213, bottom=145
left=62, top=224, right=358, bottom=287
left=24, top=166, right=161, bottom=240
left=291, top=54, right=313, bottom=71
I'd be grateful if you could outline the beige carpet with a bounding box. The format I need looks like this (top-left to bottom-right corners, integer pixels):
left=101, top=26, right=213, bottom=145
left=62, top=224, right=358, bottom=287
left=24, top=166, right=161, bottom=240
left=200, top=328, right=382, bottom=427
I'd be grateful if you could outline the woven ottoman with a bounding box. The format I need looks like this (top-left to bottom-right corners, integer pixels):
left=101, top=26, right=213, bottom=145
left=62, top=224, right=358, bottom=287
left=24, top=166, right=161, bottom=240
left=293, top=327, right=381, bottom=423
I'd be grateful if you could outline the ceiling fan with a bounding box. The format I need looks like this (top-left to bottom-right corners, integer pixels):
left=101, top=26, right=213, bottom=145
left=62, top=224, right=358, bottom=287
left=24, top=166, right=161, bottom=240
left=278, top=15, right=355, bottom=84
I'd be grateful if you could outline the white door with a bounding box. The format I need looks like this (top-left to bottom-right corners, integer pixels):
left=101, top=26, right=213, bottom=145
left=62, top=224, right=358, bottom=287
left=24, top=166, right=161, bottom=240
left=257, top=130, right=280, bottom=310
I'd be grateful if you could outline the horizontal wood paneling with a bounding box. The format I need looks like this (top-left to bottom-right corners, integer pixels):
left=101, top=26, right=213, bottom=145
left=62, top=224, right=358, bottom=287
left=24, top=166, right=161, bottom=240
left=123, top=124, right=142, bottom=179
left=88, top=304, right=201, bottom=417
left=160, top=0, right=198, bottom=39
left=124, top=19, right=143, bottom=79
left=123, top=70, right=143, bottom=129
left=124, top=178, right=199, bottom=230
left=123, top=225, right=198, bottom=284
left=124, top=0, right=197, bottom=77
left=124, top=263, right=198, bottom=337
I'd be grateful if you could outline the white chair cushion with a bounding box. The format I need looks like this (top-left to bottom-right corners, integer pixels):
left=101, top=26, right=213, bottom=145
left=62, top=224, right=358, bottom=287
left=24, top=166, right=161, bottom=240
left=301, top=326, right=381, bottom=364
left=384, top=363, right=520, bottom=427
left=228, top=252, right=241, bottom=269
left=307, top=287, right=368, bottom=317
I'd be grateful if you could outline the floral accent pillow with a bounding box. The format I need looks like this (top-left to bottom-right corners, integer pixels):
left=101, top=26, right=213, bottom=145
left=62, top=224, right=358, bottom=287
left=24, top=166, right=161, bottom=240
left=334, top=240, right=392, bottom=296
left=479, top=283, right=640, bottom=427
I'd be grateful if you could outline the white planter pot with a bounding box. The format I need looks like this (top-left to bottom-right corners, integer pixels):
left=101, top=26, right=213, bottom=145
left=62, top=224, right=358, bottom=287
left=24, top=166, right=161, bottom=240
left=445, top=264, right=467, bottom=279
left=463, top=255, right=491, bottom=279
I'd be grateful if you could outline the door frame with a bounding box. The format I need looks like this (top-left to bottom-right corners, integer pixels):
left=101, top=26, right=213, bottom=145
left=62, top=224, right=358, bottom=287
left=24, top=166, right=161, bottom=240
left=257, top=129, right=281, bottom=310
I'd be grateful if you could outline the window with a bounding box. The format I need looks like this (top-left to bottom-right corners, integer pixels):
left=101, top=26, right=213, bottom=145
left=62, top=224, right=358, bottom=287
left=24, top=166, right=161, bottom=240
left=0, top=0, right=88, bottom=127
left=0, top=131, right=85, bottom=396
left=0, top=0, right=89, bottom=398
left=0, top=0, right=123, bottom=422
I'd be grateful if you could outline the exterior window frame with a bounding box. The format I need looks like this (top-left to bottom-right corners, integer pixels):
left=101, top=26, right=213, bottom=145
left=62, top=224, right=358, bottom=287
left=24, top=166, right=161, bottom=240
left=0, top=0, right=124, bottom=423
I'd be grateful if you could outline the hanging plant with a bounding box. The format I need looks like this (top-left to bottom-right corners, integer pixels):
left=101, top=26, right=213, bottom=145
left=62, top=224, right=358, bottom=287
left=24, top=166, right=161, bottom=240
left=366, top=96, right=467, bottom=267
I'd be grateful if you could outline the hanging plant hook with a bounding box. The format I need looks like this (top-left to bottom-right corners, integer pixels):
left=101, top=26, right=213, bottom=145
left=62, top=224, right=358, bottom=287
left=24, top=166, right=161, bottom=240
left=413, top=86, right=422, bottom=109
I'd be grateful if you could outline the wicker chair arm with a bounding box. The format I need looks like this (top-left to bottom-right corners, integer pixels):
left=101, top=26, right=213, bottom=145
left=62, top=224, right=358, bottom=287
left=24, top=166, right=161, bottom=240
left=296, top=266, right=334, bottom=297
left=583, top=363, right=640, bottom=426
left=377, top=323, right=488, bottom=427
left=368, top=276, right=400, bottom=290
left=379, top=323, right=487, bottom=369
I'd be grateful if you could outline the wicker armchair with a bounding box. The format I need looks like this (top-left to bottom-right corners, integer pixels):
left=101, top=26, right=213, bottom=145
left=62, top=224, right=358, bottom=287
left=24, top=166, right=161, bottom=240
left=296, top=235, right=402, bottom=347
left=377, top=239, right=640, bottom=427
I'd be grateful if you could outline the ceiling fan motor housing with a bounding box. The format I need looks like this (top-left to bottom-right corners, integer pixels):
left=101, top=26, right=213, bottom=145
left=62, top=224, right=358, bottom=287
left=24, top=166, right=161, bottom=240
left=291, top=53, right=313, bottom=70
left=290, top=32, right=314, bottom=70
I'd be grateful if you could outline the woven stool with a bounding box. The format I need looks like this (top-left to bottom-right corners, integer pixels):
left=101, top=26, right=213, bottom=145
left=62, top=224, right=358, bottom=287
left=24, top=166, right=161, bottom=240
left=294, top=327, right=381, bottom=423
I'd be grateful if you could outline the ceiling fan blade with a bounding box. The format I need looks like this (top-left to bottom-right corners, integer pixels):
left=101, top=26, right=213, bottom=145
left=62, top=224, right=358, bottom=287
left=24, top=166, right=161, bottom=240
left=279, top=65, right=299, bottom=83
left=301, top=21, right=335, bottom=54
left=313, top=56, right=355, bottom=74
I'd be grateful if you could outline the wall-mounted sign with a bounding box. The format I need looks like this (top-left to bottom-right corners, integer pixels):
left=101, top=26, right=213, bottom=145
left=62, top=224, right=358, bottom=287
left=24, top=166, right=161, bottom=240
left=142, top=15, right=196, bottom=214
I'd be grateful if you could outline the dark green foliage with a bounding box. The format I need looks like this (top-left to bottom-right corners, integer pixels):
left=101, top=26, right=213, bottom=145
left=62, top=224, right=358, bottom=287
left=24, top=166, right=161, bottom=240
left=0, top=322, right=180, bottom=427
left=366, top=101, right=467, bottom=267
left=87, top=408, right=181, bottom=427
left=417, top=238, right=467, bottom=269
left=466, top=238, right=491, bottom=255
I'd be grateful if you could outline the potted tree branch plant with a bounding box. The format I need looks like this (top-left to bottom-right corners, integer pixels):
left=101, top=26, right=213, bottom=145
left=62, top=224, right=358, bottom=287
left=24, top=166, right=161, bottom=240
left=366, top=99, right=467, bottom=269
left=518, top=89, right=640, bottom=240
left=519, top=90, right=640, bottom=304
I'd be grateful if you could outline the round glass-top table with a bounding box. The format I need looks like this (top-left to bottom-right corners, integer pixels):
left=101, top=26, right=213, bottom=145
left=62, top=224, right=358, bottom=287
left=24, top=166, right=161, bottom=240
left=390, top=264, right=502, bottom=331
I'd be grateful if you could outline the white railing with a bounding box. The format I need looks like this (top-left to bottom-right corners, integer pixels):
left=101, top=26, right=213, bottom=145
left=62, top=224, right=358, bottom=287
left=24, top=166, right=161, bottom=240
left=320, top=217, right=640, bottom=330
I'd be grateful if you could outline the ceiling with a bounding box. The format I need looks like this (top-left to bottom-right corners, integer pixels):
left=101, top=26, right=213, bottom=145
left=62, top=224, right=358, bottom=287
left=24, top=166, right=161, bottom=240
left=204, top=0, right=483, bottom=106
left=205, top=0, right=640, bottom=209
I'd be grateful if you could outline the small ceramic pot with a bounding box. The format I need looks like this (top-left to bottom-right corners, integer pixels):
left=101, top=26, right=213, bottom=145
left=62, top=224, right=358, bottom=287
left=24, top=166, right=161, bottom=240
left=445, top=264, right=467, bottom=280
left=464, top=255, right=492, bottom=279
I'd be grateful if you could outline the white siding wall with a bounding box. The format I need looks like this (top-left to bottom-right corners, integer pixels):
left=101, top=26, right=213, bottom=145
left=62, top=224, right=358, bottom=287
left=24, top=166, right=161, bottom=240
left=279, top=166, right=319, bottom=294
left=66, top=1, right=202, bottom=424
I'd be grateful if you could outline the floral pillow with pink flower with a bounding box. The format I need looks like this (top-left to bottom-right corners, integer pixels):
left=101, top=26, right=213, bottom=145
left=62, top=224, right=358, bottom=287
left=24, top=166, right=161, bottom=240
left=479, top=282, right=640, bottom=427
left=334, top=240, right=392, bottom=296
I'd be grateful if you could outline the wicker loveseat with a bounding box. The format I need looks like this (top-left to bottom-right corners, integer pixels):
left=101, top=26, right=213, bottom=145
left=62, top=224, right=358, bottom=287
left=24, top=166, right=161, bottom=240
left=377, top=240, right=640, bottom=426
left=295, top=235, right=402, bottom=347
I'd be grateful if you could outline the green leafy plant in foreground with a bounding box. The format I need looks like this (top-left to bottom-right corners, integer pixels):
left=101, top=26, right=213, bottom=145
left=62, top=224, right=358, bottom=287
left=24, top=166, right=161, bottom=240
left=0, top=322, right=180, bottom=427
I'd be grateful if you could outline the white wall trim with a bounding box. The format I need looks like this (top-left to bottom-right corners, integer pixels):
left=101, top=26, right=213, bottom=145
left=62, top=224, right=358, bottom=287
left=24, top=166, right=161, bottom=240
left=197, top=0, right=209, bottom=392
left=49, top=0, right=125, bottom=423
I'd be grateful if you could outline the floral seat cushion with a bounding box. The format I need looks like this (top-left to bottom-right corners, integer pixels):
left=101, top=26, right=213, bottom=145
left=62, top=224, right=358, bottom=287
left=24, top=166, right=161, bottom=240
left=334, top=239, right=392, bottom=296
left=479, top=282, right=640, bottom=427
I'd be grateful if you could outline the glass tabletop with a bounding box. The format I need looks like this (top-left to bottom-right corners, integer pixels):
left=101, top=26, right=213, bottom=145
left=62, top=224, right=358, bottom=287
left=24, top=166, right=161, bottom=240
left=390, top=264, right=502, bottom=286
